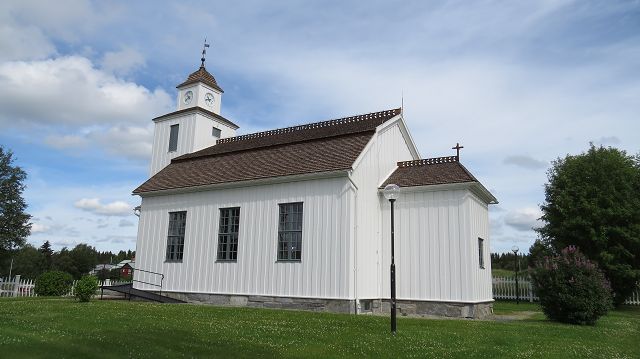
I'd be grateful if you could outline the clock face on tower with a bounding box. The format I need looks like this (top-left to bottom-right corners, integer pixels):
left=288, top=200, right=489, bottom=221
left=183, top=90, right=193, bottom=105
left=204, top=93, right=215, bottom=107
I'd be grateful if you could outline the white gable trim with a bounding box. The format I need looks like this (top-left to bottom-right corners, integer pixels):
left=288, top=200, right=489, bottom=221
left=397, top=114, right=420, bottom=159
left=153, top=107, right=239, bottom=130
left=376, top=114, right=420, bottom=160
left=377, top=181, right=498, bottom=205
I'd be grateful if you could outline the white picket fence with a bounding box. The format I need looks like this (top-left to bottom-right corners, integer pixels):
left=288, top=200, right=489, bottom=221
left=492, top=277, right=537, bottom=302
left=493, top=276, right=640, bottom=305
left=0, top=276, right=130, bottom=298
left=626, top=287, right=640, bottom=306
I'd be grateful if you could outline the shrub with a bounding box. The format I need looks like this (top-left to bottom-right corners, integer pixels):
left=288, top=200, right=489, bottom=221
left=35, top=271, right=73, bottom=296
left=75, top=275, right=99, bottom=302
left=530, top=246, right=613, bottom=325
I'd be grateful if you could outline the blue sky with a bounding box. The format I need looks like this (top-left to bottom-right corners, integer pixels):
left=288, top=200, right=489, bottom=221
left=1, top=0, right=638, bottom=253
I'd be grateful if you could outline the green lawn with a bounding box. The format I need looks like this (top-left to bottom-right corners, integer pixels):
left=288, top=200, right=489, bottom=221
left=492, top=268, right=516, bottom=277
left=1, top=298, right=638, bottom=358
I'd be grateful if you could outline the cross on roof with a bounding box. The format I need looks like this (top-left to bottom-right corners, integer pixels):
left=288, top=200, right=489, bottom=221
left=452, top=142, right=464, bottom=159
left=200, top=39, right=210, bottom=68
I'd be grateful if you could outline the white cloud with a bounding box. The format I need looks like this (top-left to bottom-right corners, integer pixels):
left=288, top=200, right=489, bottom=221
left=595, top=136, right=621, bottom=146
left=504, top=207, right=543, bottom=232
left=30, top=223, right=50, bottom=234
left=74, top=198, right=133, bottom=217
left=101, top=47, right=146, bottom=75
left=87, top=125, right=154, bottom=160
left=25, top=182, right=139, bottom=251
left=97, top=235, right=136, bottom=244
left=44, top=134, right=89, bottom=149
left=0, top=56, right=170, bottom=161
left=503, top=155, right=548, bottom=170
left=119, top=219, right=134, bottom=227
left=0, top=0, right=115, bottom=62
left=43, top=125, right=153, bottom=160
left=0, top=23, right=56, bottom=61
left=0, top=56, right=171, bottom=126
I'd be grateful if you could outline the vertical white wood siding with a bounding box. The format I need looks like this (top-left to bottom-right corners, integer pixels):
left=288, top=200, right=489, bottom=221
left=150, top=113, right=236, bottom=176
left=135, top=177, right=355, bottom=300
left=150, top=114, right=197, bottom=176
left=379, top=188, right=493, bottom=303
left=350, top=119, right=415, bottom=299
left=466, top=193, right=492, bottom=301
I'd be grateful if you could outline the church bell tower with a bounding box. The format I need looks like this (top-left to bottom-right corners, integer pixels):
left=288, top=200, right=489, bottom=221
left=148, top=42, right=239, bottom=176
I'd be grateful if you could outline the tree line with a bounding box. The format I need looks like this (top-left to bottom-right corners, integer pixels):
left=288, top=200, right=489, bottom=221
left=0, top=241, right=134, bottom=280
left=490, top=252, right=531, bottom=271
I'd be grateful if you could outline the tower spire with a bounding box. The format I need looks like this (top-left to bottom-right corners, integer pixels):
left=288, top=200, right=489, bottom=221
left=200, top=38, right=210, bottom=68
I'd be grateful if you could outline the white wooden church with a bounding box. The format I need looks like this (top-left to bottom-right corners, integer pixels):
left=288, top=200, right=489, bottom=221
left=132, top=59, right=497, bottom=318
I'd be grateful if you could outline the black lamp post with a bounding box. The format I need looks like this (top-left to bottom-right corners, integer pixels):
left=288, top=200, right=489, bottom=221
left=512, top=245, right=519, bottom=304
left=384, top=183, right=400, bottom=334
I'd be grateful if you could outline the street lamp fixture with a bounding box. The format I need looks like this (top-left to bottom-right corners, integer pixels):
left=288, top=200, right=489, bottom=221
left=383, top=183, right=400, bottom=334
left=512, top=245, right=520, bottom=304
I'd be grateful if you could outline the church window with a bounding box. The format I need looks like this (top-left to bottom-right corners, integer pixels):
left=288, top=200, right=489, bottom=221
left=166, top=211, right=186, bottom=262
left=478, top=238, right=485, bottom=269
left=277, top=202, right=303, bottom=261
left=217, top=207, right=240, bottom=261
left=212, top=127, right=221, bottom=138
left=168, top=124, right=179, bottom=152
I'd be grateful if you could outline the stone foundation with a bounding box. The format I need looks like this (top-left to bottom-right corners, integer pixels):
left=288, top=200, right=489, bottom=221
left=361, top=299, right=493, bottom=319
left=162, top=291, right=356, bottom=314
left=159, top=291, right=492, bottom=319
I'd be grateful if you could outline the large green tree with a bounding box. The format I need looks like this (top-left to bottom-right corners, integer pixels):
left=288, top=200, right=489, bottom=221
left=0, top=146, right=31, bottom=256
left=39, top=240, right=53, bottom=271
left=11, top=244, right=45, bottom=280
left=69, top=244, right=98, bottom=278
left=538, top=145, right=640, bottom=306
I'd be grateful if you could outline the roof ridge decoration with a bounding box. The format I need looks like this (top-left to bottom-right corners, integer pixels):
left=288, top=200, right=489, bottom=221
left=397, top=156, right=459, bottom=167
left=218, top=108, right=401, bottom=145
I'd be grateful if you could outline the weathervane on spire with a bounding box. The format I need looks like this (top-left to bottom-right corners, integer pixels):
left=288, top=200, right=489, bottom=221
left=452, top=142, right=464, bottom=160
left=200, top=38, right=210, bottom=68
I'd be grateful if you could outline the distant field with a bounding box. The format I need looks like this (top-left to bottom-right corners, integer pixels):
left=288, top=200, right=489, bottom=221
left=1, top=298, right=638, bottom=358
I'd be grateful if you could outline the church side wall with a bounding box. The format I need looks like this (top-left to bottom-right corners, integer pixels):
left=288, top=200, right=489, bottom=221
left=134, top=176, right=355, bottom=300
left=380, top=189, right=476, bottom=302
left=350, top=120, right=414, bottom=300
left=149, top=114, right=197, bottom=176
left=465, top=192, right=493, bottom=302
left=375, top=188, right=493, bottom=304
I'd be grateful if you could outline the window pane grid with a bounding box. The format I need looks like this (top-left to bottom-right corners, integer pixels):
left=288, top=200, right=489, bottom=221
left=278, top=202, right=303, bottom=261
left=166, top=211, right=186, bottom=262
left=478, top=238, right=485, bottom=269
left=168, top=124, right=179, bottom=152
left=217, top=207, right=240, bottom=261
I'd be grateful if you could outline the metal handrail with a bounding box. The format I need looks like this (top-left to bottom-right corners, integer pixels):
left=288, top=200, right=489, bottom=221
left=128, top=267, right=165, bottom=300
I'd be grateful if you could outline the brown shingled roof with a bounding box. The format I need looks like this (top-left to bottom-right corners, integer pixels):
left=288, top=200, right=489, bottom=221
left=176, top=66, right=224, bottom=93
left=381, top=156, right=478, bottom=188
left=134, top=108, right=402, bottom=194
left=177, top=108, right=401, bottom=161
